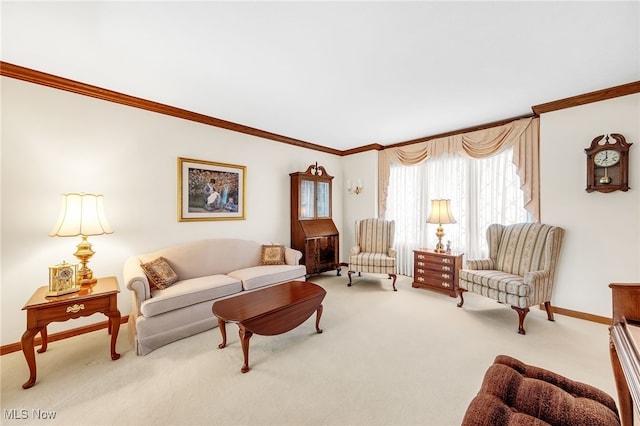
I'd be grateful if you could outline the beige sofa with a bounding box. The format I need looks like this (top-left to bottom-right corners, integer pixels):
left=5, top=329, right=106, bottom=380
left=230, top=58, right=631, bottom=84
left=123, top=238, right=306, bottom=355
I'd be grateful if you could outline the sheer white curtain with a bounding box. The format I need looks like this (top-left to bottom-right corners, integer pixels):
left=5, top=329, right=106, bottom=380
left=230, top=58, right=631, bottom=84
left=385, top=148, right=529, bottom=275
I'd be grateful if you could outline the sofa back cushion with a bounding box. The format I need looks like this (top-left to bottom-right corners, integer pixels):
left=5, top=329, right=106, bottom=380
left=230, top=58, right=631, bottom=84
left=494, top=223, right=553, bottom=276
left=137, top=238, right=262, bottom=281
left=356, top=218, right=395, bottom=254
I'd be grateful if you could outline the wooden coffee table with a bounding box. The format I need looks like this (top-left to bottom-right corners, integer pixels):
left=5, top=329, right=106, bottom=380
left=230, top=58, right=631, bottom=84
left=212, top=280, right=326, bottom=373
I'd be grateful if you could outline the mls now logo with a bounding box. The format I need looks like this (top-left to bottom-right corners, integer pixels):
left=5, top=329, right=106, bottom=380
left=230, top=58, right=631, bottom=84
left=4, top=409, right=57, bottom=420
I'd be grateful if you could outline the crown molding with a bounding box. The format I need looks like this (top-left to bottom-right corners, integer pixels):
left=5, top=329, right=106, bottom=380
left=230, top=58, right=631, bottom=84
left=0, top=61, right=342, bottom=156
left=532, top=81, right=640, bottom=115
left=3, top=61, right=638, bottom=156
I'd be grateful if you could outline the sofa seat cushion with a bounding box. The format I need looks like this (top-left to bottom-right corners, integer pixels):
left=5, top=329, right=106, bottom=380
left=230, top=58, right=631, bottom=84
left=459, top=269, right=528, bottom=297
left=228, top=265, right=306, bottom=291
left=349, top=252, right=395, bottom=269
left=141, top=275, right=242, bottom=318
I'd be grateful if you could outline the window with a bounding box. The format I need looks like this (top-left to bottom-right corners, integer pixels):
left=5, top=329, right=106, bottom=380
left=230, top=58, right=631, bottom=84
left=385, top=147, right=529, bottom=275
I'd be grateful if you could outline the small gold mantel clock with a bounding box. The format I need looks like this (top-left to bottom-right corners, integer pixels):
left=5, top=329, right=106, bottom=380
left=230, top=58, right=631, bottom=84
left=47, top=261, right=79, bottom=297
left=585, top=133, right=632, bottom=193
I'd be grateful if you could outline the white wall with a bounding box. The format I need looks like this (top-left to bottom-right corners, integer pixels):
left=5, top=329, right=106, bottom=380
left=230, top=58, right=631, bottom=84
left=340, top=150, right=379, bottom=256
left=540, top=93, right=640, bottom=317
left=0, top=77, right=344, bottom=345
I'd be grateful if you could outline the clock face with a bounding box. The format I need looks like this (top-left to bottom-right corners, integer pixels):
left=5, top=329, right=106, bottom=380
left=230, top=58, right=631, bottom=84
left=593, top=149, right=620, bottom=167
left=57, top=267, right=73, bottom=281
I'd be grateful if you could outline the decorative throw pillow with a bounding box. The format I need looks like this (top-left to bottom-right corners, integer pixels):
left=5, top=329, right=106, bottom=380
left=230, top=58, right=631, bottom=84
left=140, top=257, right=179, bottom=290
left=261, top=244, right=286, bottom=265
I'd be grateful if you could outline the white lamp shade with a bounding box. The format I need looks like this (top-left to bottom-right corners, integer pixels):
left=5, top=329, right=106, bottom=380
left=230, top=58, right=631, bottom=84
left=426, top=199, right=456, bottom=225
left=49, top=193, right=114, bottom=237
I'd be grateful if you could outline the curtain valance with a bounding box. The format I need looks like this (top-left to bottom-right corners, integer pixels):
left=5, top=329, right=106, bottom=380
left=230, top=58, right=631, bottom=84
left=379, top=117, right=540, bottom=221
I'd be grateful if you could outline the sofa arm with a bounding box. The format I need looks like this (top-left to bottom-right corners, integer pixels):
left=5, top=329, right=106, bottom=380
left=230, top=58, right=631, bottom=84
left=284, top=247, right=303, bottom=265
left=523, top=270, right=550, bottom=285
left=388, top=248, right=396, bottom=258
left=350, top=246, right=361, bottom=256
left=123, top=256, right=152, bottom=316
left=465, top=259, right=495, bottom=270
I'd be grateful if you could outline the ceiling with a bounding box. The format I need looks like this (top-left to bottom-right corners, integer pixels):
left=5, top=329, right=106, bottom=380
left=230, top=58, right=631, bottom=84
left=2, top=1, right=639, bottom=152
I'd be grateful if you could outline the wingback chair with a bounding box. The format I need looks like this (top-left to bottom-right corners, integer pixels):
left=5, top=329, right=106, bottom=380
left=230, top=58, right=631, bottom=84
left=457, top=222, right=565, bottom=334
left=347, top=218, right=397, bottom=291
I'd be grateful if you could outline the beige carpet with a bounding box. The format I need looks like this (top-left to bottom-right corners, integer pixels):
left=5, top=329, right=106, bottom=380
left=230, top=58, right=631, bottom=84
left=0, top=273, right=617, bottom=425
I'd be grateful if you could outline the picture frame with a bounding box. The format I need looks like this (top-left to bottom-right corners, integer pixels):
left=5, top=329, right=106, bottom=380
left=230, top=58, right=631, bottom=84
left=178, top=157, right=246, bottom=221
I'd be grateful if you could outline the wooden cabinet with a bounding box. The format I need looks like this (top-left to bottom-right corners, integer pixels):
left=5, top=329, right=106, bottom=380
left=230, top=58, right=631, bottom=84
left=290, top=163, right=339, bottom=275
left=412, top=249, right=463, bottom=297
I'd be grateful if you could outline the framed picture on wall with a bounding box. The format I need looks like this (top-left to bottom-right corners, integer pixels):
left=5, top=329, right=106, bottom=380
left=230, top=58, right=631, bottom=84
left=178, top=157, right=246, bottom=221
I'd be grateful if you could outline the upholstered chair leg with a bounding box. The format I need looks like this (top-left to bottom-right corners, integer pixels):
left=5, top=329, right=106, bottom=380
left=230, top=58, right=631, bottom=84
left=389, top=274, right=397, bottom=291
left=543, top=301, right=555, bottom=321
left=347, top=271, right=353, bottom=287
left=511, top=306, right=530, bottom=335
left=457, top=289, right=466, bottom=308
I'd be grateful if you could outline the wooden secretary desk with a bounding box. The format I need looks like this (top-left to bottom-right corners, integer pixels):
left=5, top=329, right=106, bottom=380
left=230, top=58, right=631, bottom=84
left=290, top=163, right=340, bottom=276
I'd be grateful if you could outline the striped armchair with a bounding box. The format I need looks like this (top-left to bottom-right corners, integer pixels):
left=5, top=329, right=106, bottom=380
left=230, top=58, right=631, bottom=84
left=457, top=223, right=565, bottom=334
left=347, top=218, right=398, bottom=291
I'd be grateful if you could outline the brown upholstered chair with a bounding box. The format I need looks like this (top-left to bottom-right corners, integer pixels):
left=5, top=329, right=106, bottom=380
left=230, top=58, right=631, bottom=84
left=462, top=355, right=620, bottom=426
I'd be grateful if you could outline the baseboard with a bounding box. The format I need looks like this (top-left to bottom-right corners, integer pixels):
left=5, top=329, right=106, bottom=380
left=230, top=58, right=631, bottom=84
left=0, top=315, right=129, bottom=356
left=542, top=304, right=611, bottom=325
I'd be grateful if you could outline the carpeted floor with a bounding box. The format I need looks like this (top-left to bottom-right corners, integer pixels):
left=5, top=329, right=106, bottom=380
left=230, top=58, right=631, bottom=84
left=0, top=273, right=617, bottom=425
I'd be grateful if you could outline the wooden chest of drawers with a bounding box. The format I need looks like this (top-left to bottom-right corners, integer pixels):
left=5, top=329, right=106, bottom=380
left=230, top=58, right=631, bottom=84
left=412, top=249, right=463, bottom=297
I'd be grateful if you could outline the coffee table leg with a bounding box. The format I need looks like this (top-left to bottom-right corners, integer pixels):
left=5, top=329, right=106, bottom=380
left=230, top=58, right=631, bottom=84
left=315, top=304, right=324, bottom=334
left=239, top=326, right=253, bottom=373
left=217, top=318, right=227, bottom=349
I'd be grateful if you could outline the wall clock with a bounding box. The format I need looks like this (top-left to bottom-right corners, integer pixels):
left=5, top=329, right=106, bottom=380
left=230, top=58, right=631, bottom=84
left=585, top=133, right=632, bottom=193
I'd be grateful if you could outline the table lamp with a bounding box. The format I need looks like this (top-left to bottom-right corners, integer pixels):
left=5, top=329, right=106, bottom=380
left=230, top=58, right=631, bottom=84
left=49, top=193, right=113, bottom=286
left=426, top=199, right=456, bottom=253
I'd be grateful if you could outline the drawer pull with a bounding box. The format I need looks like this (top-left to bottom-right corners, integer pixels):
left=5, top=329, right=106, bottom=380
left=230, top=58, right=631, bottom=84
left=417, top=254, right=425, bottom=259
left=441, top=273, right=451, bottom=279
left=417, top=269, right=425, bottom=274
left=441, top=282, right=451, bottom=288
left=441, top=266, right=452, bottom=272
left=442, top=258, right=453, bottom=264
left=66, top=303, right=85, bottom=314
left=417, top=262, right=425, bottom=267
left=417, top=277, right=424, bottom=282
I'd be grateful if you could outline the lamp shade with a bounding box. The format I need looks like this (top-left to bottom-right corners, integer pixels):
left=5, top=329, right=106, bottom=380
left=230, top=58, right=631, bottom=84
left=426, top=199, right=456, bottom=225
left=49, top=193, right=113, bottom=237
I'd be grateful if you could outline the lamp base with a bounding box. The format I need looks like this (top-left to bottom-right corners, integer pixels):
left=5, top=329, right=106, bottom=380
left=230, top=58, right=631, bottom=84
left=434, top=224, right=446, bottom=253
left=74, top=236, right=97, bottom=287
left=77, top=276, right=97, bottom=287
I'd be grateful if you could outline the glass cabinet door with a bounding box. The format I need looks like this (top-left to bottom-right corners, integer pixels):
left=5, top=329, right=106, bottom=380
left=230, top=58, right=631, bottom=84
left=317, top=181, right=330, bottom=218
left=300, top=180, right=315, bottom=218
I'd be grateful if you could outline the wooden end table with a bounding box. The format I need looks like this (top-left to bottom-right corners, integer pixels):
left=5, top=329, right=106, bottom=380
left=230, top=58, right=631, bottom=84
left=21, top=276, right=121, bottom=389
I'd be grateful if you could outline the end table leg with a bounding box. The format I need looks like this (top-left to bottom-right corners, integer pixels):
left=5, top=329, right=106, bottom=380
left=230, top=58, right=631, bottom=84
left=107, top=311, right=121, bottom=360
left=239, top=326, right=253, bottom=373
left=315, top=304, right=324, bottom=334
left=37, top=326, right=48, bottom=354
left=217, top=318, right=227, bottom=349
left=21, top=328, right=39, bottom=389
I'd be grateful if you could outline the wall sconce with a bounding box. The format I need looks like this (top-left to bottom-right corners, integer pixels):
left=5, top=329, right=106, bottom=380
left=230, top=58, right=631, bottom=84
left=49, top=193, right=114, bottom=286
left=426, top=199, right=456, bottom=253
left=347, top=179, right=363, bottom=195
